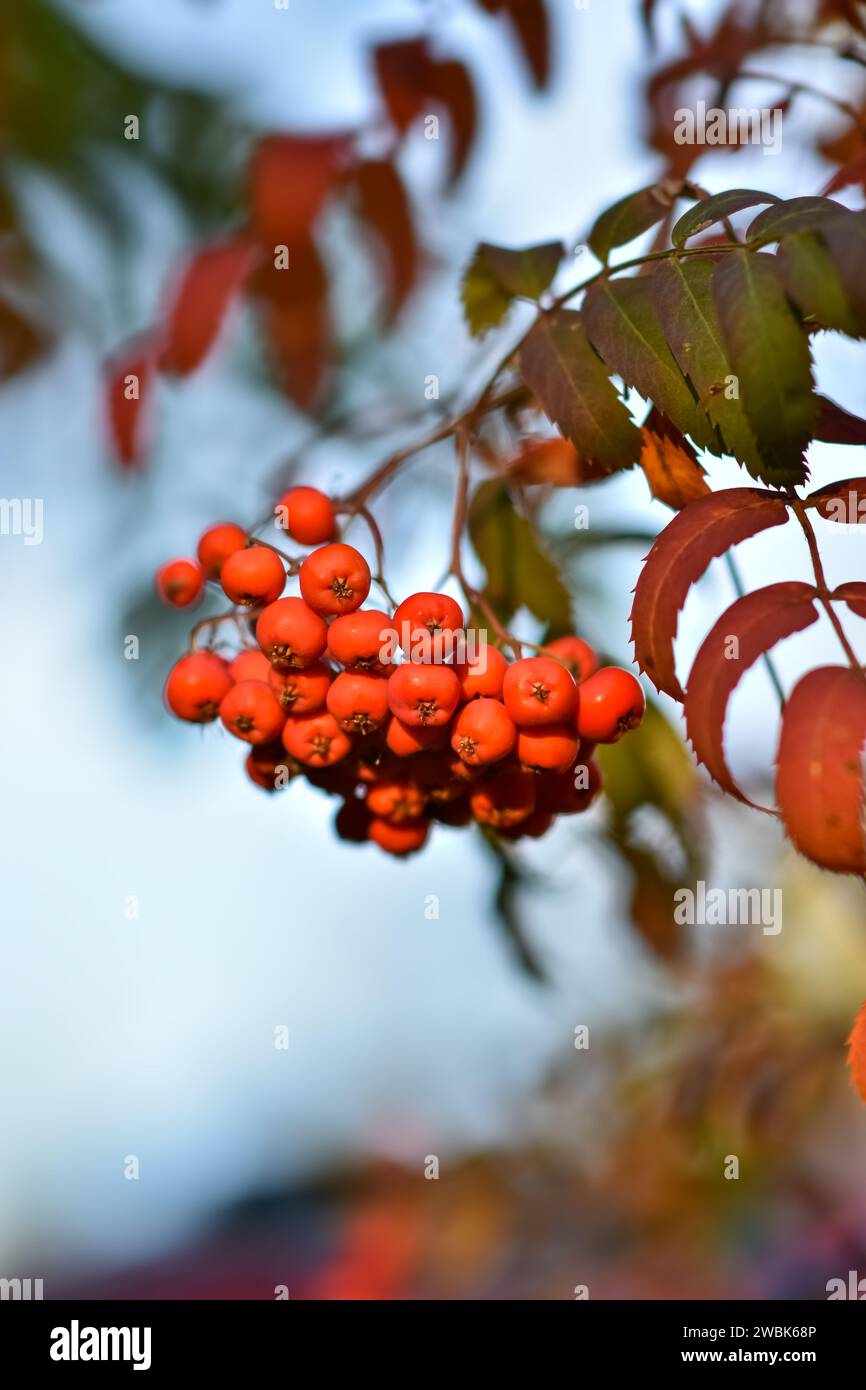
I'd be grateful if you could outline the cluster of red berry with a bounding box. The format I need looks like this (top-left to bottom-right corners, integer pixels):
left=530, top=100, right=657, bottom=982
left=157, top=487, right=645, bottom=856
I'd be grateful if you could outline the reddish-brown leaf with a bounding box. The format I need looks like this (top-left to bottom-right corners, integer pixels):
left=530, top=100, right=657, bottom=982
left=776, top=666, right=866, bottom=873
left=476, top=0, right=550, bottom=88
left=255, top=239, right=330, bottom=410
left=507, top=437, right=580, bottom=485
left=353, top=160, right=417, bottom=323
left=249, top=134, right=350, bottom=247
left=684, top=582, right=819, bottom=804
left=105, top=339, right=156, bottom=468
left=0, top=294, right=48, bottom=379
left=430, top=59, right=478, bottom=184
left=831, top=582, right=866, bottom=620
left=630, top=488, right=791, bottom=700
left=848, top=1001, right=866, bottom=1103
left=373, top=39, right=433, bottom=133
left=823, top=148, right=866, bottom=196
left=639, top=411, right=709, bottom=510
left=160, top=237, right=257, bottom=375
left=813, top=397, right=866, bottom=446
left=806, top=477, right=866, bottom=523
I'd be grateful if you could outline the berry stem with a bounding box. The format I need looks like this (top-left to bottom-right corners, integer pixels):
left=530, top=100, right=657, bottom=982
left=450, top=425, right=523, bottom=659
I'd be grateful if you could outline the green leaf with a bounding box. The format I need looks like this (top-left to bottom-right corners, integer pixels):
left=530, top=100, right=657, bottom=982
left=581, top=277, right=717, bottom=451
left=819, top=210, right=866, bottom=330
left=519, top=310, right=643, bottom=471
left=468, top=479, right=572, bottom=632
left=671, top=189, right=780, bottom=246
left=775, top=231, right=863, bottom=337
left=652, top=256, right=760, bottom=465
left=588, top=182, right=680, bottom=262
left=746, top=196, right=847, bottom=245
left=712, top=249, right=816, bottom=485
left=460, top=240, right=563, bottom=336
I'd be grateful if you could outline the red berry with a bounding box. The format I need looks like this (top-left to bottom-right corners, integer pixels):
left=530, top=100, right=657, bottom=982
left=387, top=663, right=460, bottom=727
left=393, top=591, right=465, bottom=661
left=268, top=660, right=332, bottom=713
left=221, top=545, right=286, bottom=606
left=219, top=680, right=286, bottom=745
left=502, top=656, right=578, bottom=726
left=470, top=766, right=537, bottom=828
left=385, top=716, right=449, bottom=757
left=299, top=542, right=371, bottom=616
left=455, top=645, right=508, bottom=701
left=326, top=670, right=390, bottom=734
left=335, top=797, right=372, bottom=843
left=536, top=759, right=603, bottom=815
left=430, top=796, right=472, bottom=827
left=156, top=558, right=204, bottom=608
left=165, top=651, right=232, bottom=723
left=275, top=486, right=336, bottom=545
left=245, top=740, right=299, bottom=792
left=451, top=697, right=515, bottom=767
left=255, top=595, right=327, bottom=669
left=497, top=809, right=554, bottom=841
left=366, top=778, right=426, bottom=823
left=575, top=667, right=645, bottom=743
left=327, top=608, right=394, bottom=673
left=282, top=711, right=352, bottom=766
left=229, top=650, right=272, bottom=683
left=368, top=816, right=430, bottom=856
left=197, top=523, right=247, bottom=580
left=516, top=722, right=579, bottom=773
left=545, top=635, right=598, bottom=684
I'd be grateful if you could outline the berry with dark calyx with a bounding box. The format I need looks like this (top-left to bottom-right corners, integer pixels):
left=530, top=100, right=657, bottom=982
left=221, top=545, right=286, bottom=607
left=385, top=716, right=449, bottom=757
left=502, top=656, right=578, bottom=727
left=575, top=666, right=645, bottom=743
left=282, top=710, right=352, bottom=766
left=455, top=645, right=508, bottom=701
left=197, top=523, right=247, bottom=580
left=245, top=740, right=299, bottom=792
left=368, top=816, right=430, bottom=856
left=451, top=697, right=515, bottom=767
left=219, top=680, right=286, bottom=745
left=256, top=595, right=327, bottom=670
left=546, top=635, right=598, bottom=684
left=156, top=558, right=204, bottom=608
left=229, top=650, right=272, bottom=683
left=393, top=591, right=465, bottom=661
left=536, top=758, right=603, bottom=815
left=516, top=722, right=579, bottom=773
left=268, top=660, right=332, bottom=714
left=165, top=651, right=232, bottom=723
left=387, top=663, right=461, bottom=727
left=275, top=486, right=335, bottom=545
left=299, top=542, right=371, bottom=616
left=366, top=778, right=427, bottom=823
left=326, top=670, right=390, bottom=734
left=470, top=765, right=537, bottom=828
left=327, top=608, right=394, bottom=673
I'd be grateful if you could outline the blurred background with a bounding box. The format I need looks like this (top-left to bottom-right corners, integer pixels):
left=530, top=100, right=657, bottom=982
left=1, top=0, right=865, bottom=1299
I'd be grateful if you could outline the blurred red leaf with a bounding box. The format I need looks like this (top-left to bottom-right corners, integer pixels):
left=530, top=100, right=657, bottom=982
left=353, top=160, right=417, bottom=323
left=477, top=0, right=551, bottom=89
left=160, top=237, right=257, bottom=375
left=373, top=39, right=433, bottom=133
left=823, top=148, right=866, bottom=196
left=0, top=294, right=47, bottom=379
left=105, top=339, right=157, bottom=468
left=430, top=59, right=478, bottom=184
left=249, top=134, right=351, bottom=247
left=255, top=238, right=330, bottom=410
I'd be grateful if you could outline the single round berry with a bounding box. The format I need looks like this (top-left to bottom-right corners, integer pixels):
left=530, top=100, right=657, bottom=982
left=387, top=663, right=461, bottom=727
left=268, top=660, right=332, bottom=714
left=219, top=680, right=286, bottom=745
left=256, top=595, right=327, bottom=670
left=451, top=697, right=515, bottom=767
left=393, top=591, right=465, bottom=661
left=408, top=751, right=467, bottom=803
left=575, top=666, right=645, bottom=743
left=335, top=797, right=372, bottom=844
left=431, top=796, right=472, bottom=827
left=326, top=670, right=390, bottom=735
left=502, top=656, right=578, bottom=727
left=221, top=545, right=286, bottom=607
left=275, top=486, right=336, bottom=546
left=385, top=716, right=449, bottom=757
left=156, top=558, right=204, bottom=608
left=165, top=651, right=232, bottom=723
left=536, top=758, right=603, bottom=815
left=516, top=722, right=579, bottom=774
left=229, top=650, right=272, bottom=683
left=368, top=815, right=430, bottom=856
left=245, top=740, right=299, bottom=792
left=282, top=711, right=352, bottom=766
left=327, top=608, right=394, bottom=673
left=545, top=635, right=598, bottom=684
left=470, top=766, right=537, bottom=829
left=455, top=645, right=508, bottom=701
left=197, top=523, right=247, bottom=580
left=299, top=543, right=371, bottom=616
left=497, top=809, right=554, bottom=841
left=366, top=778, right=426, bottom=823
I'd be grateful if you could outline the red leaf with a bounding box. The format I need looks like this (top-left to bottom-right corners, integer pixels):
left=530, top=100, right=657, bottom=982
left=806, top=477, right=866, bottom=522
left=776, top=666, right=866, bottom=873
left=105, top=339, right=157, bottom=468
left=255, top=238, right=330, bottom=410
left=823, top=148, right=866, bottom=196
left=430, top=59, right=478, bottom=184
left=476, top=0, right=550, bottom=88
left=684, top=582, right=819, bottom=805
left=813, top=396, right=866, bottom=445
left=630, top=489, right=790, bottom=700
left=353, top=160, right=417, bottom=323
left=373, top=39, right=433, bottom=133
left=160, top=237, right=257, bottom=375
left=831, top=582, right=866, bottom=620
left=848, top=1002, right=866, bottom=1103
left=249, top=134, right=350, bottom=247
left=0, top=294, right=48, bottom=379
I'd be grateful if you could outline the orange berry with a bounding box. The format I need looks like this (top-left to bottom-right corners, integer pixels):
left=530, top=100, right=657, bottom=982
left=366, top=778, right=426, bottom=823
left=385, top=716, right=449, bottom=757
left=221, top=545, right=286, bottom=606
left=393, top=591, right=465, bottom=661
left=282, top=710, right=352, bottom=766
left=275, top=485, right=336, bottom=545
left=387, top=663, right=460, bottom=727
left=368, top=816, right=430, bottom=856
left=497, top=810, right=554, bottom=840
left=165, top=651, right=232, bottom=723
left=326, top=670, right=390, bottom=734
left=219, top=679, right=286, bottom=745
left=229, top=650, right=272, bottom=683
left=327, top=608, right=394, bottom=673
left=575, top=667, right=645, bottom=743
left=197, top=523, right=247, bottom=579
left=546, top=635, right=598, bottom=684
left=156, top=558, right=204, bottom=608
left=245, top=740, right=299, bottom=792
left=455, top=645, right=508, bottom=700
left=299, top=542, right=370, bottom=615
left=516, top=722, right=579, bottom=773
left=255, top=595, right=327, bottom=669
left=502, top=655, right=578, bottom=726
left=451, top=697, right=515, bottom=767
left=470, top=766, right=537, bottom=828
left=268, top=660, right=332, bottom=713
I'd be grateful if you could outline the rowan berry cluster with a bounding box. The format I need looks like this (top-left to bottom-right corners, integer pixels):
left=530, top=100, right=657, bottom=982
left=158, top=486, right=645, bottom=856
